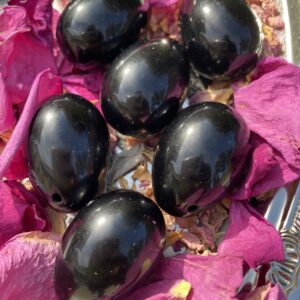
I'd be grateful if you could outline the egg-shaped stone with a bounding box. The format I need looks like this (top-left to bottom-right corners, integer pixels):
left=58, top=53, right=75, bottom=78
left=101, top=38, right=190, bottom=138
left=56, top=0, right=148, bottom=68
left=152, top=102, right=250, bottom=217
left=27, top=93, right=109, bottom=212
left=54, top=190, right=166, bottom=300
left=180, top=0, right=262, bottom=80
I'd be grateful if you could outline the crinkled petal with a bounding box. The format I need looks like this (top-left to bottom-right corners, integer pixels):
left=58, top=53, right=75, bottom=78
left=0, top=232, right=60, bottom=300
left=244, top=284, right=287, bottom=300
left=0, top=6, right=30, bottom=42
left=126, top=254, right=244, bottom=300
left=265, top=285, right=287, bottom=300
left=9, top=0, right=54, bottom=48
left=0, top=73, right=15, bottom=133
left=234, top=57, right=300, bottom=169
left=232, top=134, right=300, bottom=200
left=0, top=26, right=57, bottom=104
left=139, top=0, right=179, bottom=11
left=62, top=69, right=104, bottom=101
left=0, top=181, right=49, bottom=247
left=3, top=146, right=28, bottom=180
left=126, top=280, right=192, bottom=300
left=0, top=70, right=63, bottom=179
left=218, top=201, right=284, bottom=268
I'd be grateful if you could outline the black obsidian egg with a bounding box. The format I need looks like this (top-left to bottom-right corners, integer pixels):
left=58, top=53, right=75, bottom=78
left=28, top=93, right=109, bottom=212
left=180, top=0, right=262, bottom=80
left=152, top=102, right=250, bottom=217
left=101, top=38, right=190, bottom=138
left=55, top=190, right=166, bottom=300
left=56, top=0, right=148, bottom=68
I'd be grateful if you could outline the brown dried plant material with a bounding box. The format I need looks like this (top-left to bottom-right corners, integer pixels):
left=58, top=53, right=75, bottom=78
left=256, top=189, right=277, bottom=202
left=221, top=198, right=231, bottom=209
left=174, top=204, right=228, bottom=253
left=118, top=177, right=129, bottom=189
left=46, top=208, right=66, bottom=235
left=165, top=231, right=182, bottom=248
left=132, top=162, right=151, bottom=182
left=181, top=231, right=206, bottom=253
left=207, top=85, right=233, bottom=105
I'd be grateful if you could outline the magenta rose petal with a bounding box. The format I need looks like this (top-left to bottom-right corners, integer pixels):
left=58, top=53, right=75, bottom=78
left=243, top=284, right=287, bottom=300
left=234, top=57, right=300, bottom=170
left=0, top=6, right=30, bottom=42
left=0, top=232, right=60, bottom=300
left=62, top=69, right=105, bottom=101
left=3, top=147, right=28, bottom=180
left=0, top=181, right=49, bottom=247
left=264, top=284, right=287, bottom=300
left=139, top=0, right=179, bottom=11
left=125, top=280, right=192, bottom=300
left=126, top=254, right=244, bottom=300
left=0, top=32, right=58, bottom=105
left=232, top=134, right=300, bottom=200
left=0, top=74, right=15, bottom=133
left=218, top=201, right=284, bottom=268
left=9, top=0, right=54, bottom=48
left=0, top=70, right=62, bottom=179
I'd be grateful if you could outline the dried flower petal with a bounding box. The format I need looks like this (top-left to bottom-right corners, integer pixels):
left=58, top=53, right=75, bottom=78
left=0, top=180, right=49, bottom=246
left=180, top=232, right=205, bottom=252
left=165, top=231, right=182, bottom=248
left=218, top=201, right=284, bottom=268
left=232, top=134, right=300, bottom=200
left=140, top=0, right=179, bottom=11
left=0, top=32, right=57, bottom=105
left=0, top=70, right=62, bottom=179
left=0, top=6, right=29, bottom=42
left=234, top=57, right=300, bottom=170
left=244, top=284, right=286, bottom=300
left=125, top=254, right=244, bottom=300
left=62, top=69, right=105, bottom=106
left=0, top=232, right=60, bottom=300
left=0, top=74, right=15, bottom=134
left=9, top=0, right=54, bottom=48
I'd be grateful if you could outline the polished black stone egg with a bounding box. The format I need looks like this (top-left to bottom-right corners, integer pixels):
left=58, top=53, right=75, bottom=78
left=56, top=0, right=148, bottom=68
left=55, top=190, right=166, bottom=300
left=101, top=38, right=190, bottom=138
left=180, top=0, right=262, bottom=80
left=152, top=102, right=250, bottom=217
left=27, top=93, right=109, bottom=212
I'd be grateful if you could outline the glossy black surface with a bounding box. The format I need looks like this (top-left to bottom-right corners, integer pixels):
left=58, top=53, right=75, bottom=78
left=101, top=38, right=190, bottom=137
left=56, top=0, right=148, bottom=68
left=180, top=0, right=261, bottom=80
left=152, top=102, right=250, bottom=217
left=55, top=190, right=166, bottom=300
left=28, top=93, right=109, bottom=212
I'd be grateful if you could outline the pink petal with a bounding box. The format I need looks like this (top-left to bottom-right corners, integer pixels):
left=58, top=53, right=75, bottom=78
left=9, top=0, right=54, bottom=48
left=0, top=232, right=60, bottom=300
left=244, top=284, right=287, bottom=300
left=234, top=57, right=300, bottom=170
left=0, top=181, right=49, bottom=247
left=126, top=254, right=244, bottom=300
left=3, top=147, right=28, bottom=180
left=232, top=134, right=300, bottom=200
left=62, top=69, right=105, bottom=101
left=218, top=201, right=284, bottom=268
left=140, top=0, right=179, bottom=11
left=0, top=31, right=57, bottom=104
left=0, top=73, right=15, bottom=133
left=265, top=285, right=287, bottom=300
left=0, top=6, right=30, bottom=42
left=125, top=280, right=191, bottom=300
left=0, top=70, right=63, bottom=179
